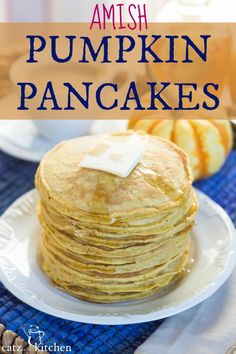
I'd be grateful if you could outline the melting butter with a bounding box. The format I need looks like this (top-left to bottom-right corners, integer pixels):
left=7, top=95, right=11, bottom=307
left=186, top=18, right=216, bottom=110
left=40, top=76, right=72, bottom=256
left=88, top=142, right=110, bottom=156
left=80, top=135, right=146, bottom=177
left=110, top=153, right=124, bottom=163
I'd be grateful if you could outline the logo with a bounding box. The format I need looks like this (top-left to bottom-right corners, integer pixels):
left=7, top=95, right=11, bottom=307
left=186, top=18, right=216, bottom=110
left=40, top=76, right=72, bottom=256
left=1, top=324, right=72, bottom=352
left=22, top=324, right=72, bottom=352
left=23, top=325, right=45, bottom=347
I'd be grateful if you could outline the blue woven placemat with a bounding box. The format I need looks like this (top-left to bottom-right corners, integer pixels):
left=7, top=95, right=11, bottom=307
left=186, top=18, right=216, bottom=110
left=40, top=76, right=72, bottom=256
left=0, top=149, right=235, bottom=354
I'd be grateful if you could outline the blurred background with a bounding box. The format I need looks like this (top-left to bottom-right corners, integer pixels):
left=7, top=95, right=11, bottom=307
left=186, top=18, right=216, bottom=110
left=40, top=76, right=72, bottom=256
left=0, top=0, right=235, bottom=179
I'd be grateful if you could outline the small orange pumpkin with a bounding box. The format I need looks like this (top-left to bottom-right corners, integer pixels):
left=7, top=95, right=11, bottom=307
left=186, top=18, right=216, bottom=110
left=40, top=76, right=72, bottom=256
left=128, top=117, right=233, bottom=180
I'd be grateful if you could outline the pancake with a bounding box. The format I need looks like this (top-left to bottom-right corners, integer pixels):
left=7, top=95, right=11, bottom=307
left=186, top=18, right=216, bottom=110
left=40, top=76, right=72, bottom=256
left=35, top=133, right=192, bottom=218
left=35, top=131, right=197, bottom=303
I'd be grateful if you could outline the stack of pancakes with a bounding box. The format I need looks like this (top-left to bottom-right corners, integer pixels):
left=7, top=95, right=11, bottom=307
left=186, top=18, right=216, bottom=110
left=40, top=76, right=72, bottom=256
left=35, top=132, right=198, bottom=303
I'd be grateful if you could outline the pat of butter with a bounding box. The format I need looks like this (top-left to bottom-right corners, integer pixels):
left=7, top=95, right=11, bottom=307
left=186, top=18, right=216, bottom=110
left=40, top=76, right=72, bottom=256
left=80, top=139, right=145, bottom=177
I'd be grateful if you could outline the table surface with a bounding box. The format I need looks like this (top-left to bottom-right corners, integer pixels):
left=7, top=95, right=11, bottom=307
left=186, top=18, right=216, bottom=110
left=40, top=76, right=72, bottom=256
left=0, top=149, right=235, bottom=354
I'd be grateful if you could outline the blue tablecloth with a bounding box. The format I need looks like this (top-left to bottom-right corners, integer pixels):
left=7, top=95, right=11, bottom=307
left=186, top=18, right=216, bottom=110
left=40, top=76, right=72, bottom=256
left=0, top=149, right=235, bottom=354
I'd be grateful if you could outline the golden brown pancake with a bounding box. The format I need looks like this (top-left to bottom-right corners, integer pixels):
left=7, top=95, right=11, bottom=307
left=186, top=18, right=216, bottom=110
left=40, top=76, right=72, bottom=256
left=36, top=131, right=197, bottom=303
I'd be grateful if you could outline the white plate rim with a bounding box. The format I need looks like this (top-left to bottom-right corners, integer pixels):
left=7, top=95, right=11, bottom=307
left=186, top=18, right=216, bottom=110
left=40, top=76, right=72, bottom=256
left=0, top=134, right=43, bottom=162
left=0, top=120, right=49, bottom=162
left=0, top=189, right=235, bottom=325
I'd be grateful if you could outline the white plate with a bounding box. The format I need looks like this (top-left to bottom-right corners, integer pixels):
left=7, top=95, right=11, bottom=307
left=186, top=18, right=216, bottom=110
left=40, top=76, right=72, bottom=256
left=0, top=119, right=53, bottom=162
left=0, top=189, right=235, bottom=325
left=0, top=117, right=128, bottom=162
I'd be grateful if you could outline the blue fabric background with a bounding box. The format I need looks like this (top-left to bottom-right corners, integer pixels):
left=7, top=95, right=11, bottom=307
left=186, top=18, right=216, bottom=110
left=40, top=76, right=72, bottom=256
left=0, top=150, right=235, bottom=354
